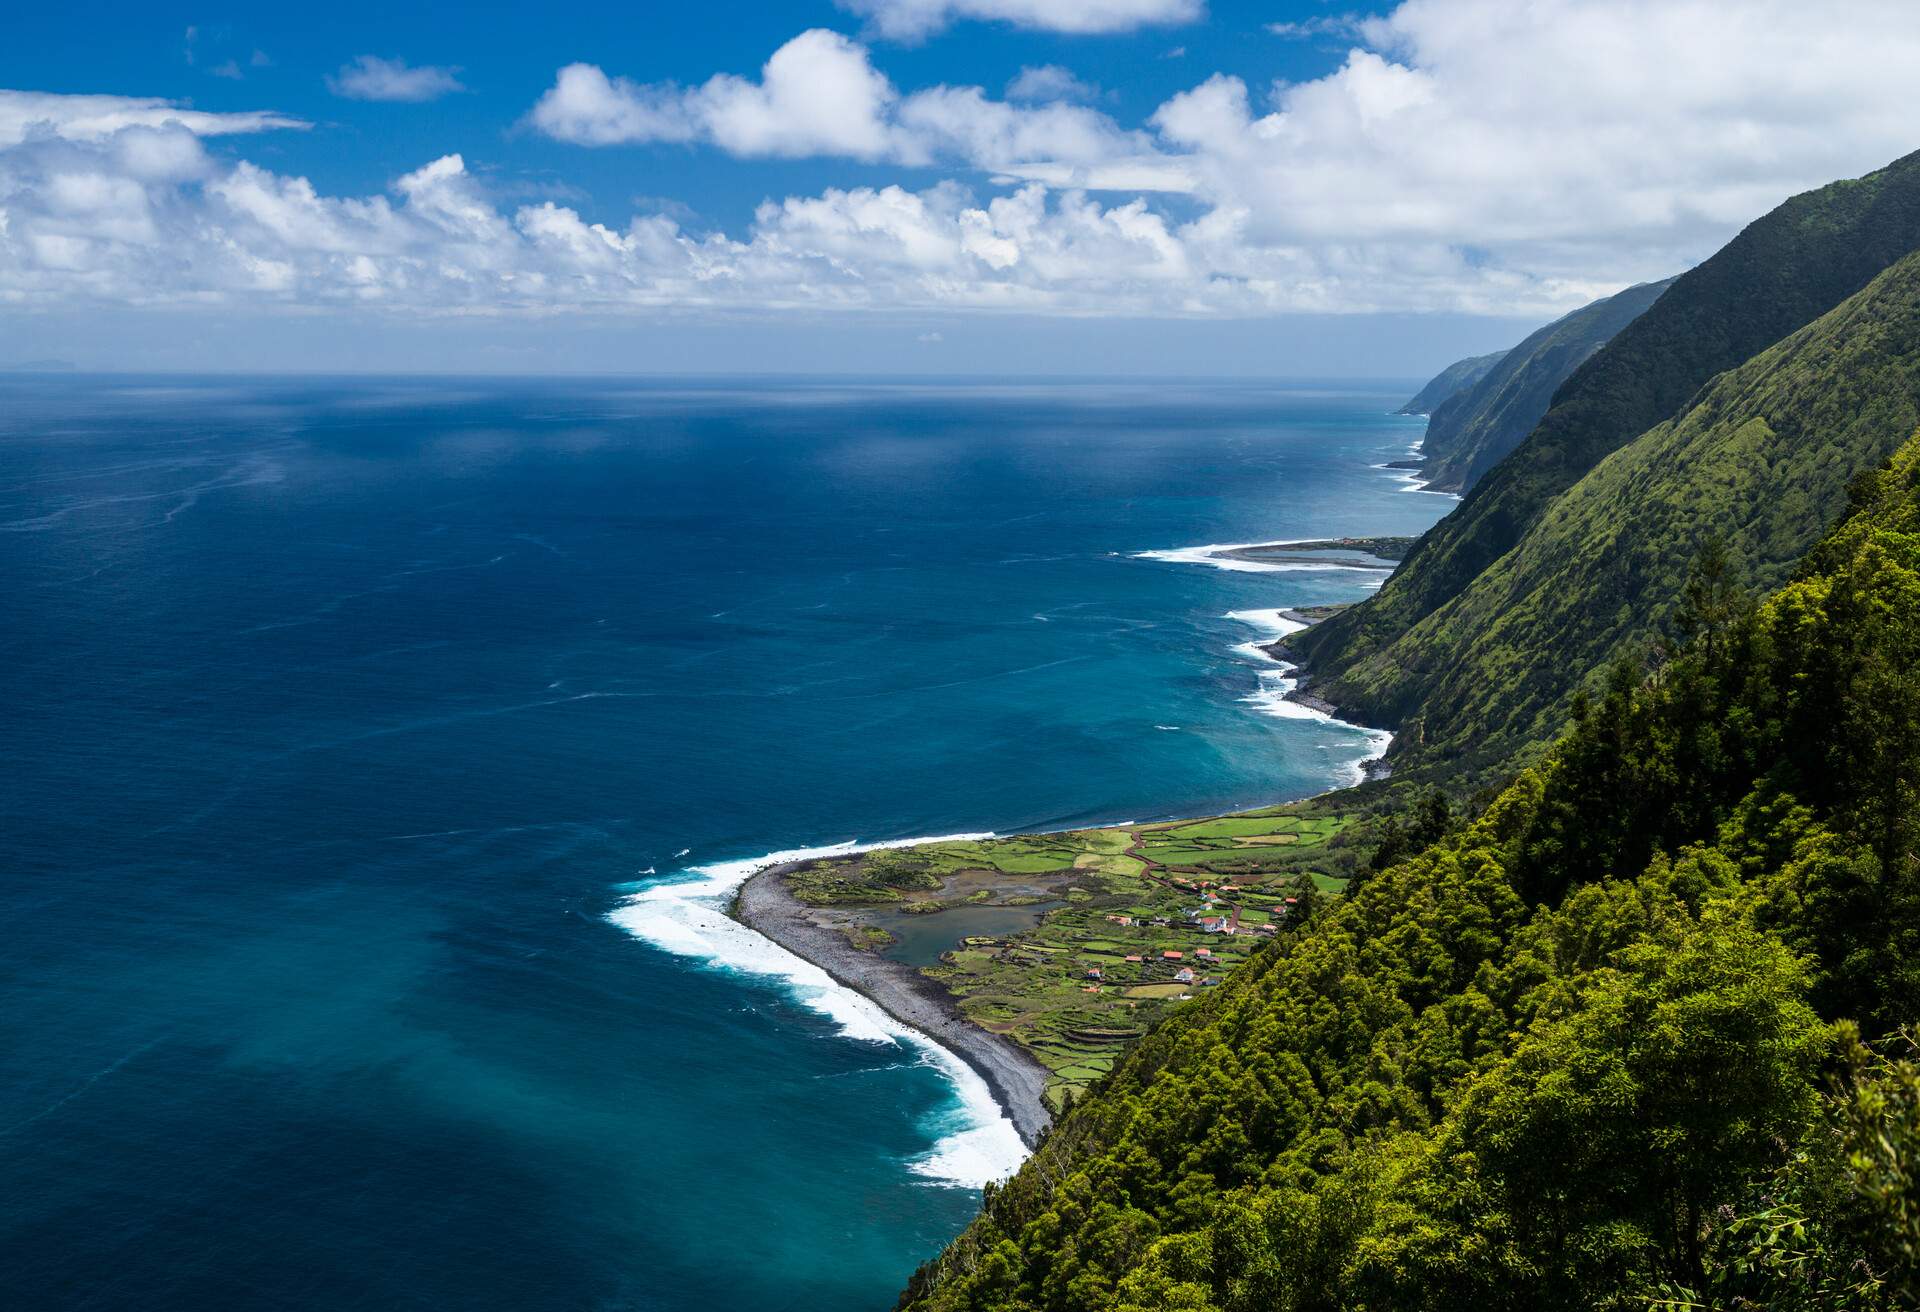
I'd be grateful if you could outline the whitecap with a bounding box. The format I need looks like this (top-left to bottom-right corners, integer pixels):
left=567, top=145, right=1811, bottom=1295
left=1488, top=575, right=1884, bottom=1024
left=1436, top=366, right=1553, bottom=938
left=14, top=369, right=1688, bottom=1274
left=607, top=833, right=1027, bottom=1188
left=1133, top=542, right=1390, bottom=575
left=1223, top=611, right=1394, bottom=786
left=906, top=1047, right=1031, bottom=1189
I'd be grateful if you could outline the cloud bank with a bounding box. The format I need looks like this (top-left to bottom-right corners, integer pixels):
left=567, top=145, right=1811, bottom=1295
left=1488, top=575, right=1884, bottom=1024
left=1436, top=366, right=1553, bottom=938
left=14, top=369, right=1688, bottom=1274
left=6, top=0, right=1920, bottom=323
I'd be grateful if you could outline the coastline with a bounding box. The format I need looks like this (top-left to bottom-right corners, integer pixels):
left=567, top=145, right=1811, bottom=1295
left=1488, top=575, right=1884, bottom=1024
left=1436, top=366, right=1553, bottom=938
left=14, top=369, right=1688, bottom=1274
left=706, top=432, right=1433, bottom=1164
left=733, top=863, right=1055, bottom=1147
left=705, top=585, right=1394, bottom=1163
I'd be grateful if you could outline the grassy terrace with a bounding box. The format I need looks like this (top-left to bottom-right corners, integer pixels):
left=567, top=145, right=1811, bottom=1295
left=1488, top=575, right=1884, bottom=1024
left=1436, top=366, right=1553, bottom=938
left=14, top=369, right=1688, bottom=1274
left=780, top=800, right=1371, bottom=1111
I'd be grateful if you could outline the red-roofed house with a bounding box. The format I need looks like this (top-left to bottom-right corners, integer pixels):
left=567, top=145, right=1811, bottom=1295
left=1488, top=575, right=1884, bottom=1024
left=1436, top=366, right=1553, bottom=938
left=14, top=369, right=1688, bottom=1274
left=1162, top=950, right=1184, bottom=960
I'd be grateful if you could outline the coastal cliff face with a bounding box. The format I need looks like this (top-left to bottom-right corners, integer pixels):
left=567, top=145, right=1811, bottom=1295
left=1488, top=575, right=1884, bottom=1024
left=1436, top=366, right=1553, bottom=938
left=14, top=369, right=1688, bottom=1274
left=1294, top=149, right=1920, bottom=778
left=1394, top=351, right=1506, bottom=418
left=1413, top=275, right=1676, bottom=495
left=1295, top=146, right=1920, bottom=758
left=1299, top=246, right=1920, bottom=777
left=897, top=152, right=1920, bottom=1312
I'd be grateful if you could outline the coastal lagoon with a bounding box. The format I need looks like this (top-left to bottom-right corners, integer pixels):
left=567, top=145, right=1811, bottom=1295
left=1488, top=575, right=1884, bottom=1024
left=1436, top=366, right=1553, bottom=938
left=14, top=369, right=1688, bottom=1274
left=1, top=376, right=1449, bottom=1309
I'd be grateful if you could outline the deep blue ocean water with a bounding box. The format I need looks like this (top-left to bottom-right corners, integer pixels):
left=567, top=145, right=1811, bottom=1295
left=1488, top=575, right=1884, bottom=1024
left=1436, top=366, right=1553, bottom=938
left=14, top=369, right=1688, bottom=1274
left=0, top=376, right=1448, bottom=1311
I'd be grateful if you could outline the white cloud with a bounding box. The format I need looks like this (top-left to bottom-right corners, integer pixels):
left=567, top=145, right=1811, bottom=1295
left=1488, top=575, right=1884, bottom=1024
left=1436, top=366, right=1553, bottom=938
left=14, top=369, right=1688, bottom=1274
left=1265, top=16, right=1366, bottom=41
left=1150, top=0, right=1920, bottom=289
left=838, top=0, right=1203, bottom=40
left=10, top=0, right=1920, bottom=324
left=0, top=124, right=1274, bottom=316
left=0, top=90, right=307, bottom=148
left=1005, top=65, right=1100, bottom=103
left=329, top=56, right=466, bottom=103
left=528, top=32, right=1183, bottom=189
left=529, top=31, right=896, bottom=158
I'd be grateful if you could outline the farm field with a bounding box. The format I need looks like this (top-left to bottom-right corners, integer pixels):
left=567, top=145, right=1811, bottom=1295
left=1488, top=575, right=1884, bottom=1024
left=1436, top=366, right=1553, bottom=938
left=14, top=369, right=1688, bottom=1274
left=775, top=796, right=1372, bottom=1108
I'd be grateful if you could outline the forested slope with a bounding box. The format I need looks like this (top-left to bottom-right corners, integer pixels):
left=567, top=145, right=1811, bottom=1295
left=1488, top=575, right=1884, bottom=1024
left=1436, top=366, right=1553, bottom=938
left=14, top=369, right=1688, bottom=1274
left=1295, top=149, right=1920, bottom=698
left=900, top=430, right=1920, bottom=1312
left=1417, top=277, right=1674, bottom=494
left=1302, top=246, right=1920, bottom=773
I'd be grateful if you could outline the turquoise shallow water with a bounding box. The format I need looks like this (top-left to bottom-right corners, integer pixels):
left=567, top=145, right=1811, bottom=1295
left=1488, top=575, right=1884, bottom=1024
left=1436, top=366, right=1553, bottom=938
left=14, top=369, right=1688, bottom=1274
left=0, top=376, right=1447, bottom=1310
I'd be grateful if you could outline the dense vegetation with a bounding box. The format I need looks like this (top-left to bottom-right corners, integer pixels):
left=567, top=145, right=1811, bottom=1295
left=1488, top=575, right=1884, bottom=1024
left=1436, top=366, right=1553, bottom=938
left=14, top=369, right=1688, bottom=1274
left=1298, top=246, right=1920, bottom=775
left=1396, top=351, right=1507, bottom=417
left=1297, top=148, right=1920, bottom=732
left=1416, top=277, right=1675, bottom=494
left=899, top=430, right=1920, bottom=1312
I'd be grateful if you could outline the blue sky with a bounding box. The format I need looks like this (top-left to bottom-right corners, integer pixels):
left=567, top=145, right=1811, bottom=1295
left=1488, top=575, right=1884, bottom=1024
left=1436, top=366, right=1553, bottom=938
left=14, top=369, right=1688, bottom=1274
left=3, top=2, right=1382, bottom=221
left=3, top=1, right=1917, bottom=374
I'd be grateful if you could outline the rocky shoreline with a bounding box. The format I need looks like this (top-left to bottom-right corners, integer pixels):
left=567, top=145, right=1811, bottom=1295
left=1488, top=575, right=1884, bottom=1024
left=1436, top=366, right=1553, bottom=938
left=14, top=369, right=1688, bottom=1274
left=1258, top=615, right=1397, bottom=780
left=732, top=863, right=1054, bottom=1147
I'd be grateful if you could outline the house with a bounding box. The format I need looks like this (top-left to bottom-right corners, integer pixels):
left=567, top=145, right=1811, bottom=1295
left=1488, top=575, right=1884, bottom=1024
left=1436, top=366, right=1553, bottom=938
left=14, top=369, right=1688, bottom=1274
left=1200, top=977, right=1219, bottom=987
left=1195, top=948, right=1213, bottom=959
left=1162, top=950, right=1184, bottom=960
left=1085, top=967, right=1103, bottom=979
left=1124, top=954, right=1144, bottom=963
left=1175, top=967, right=1195, bottom=983
left=1083, top=984, right=1103, bottom=993
left=1199, top=916, right=1226, bottom=933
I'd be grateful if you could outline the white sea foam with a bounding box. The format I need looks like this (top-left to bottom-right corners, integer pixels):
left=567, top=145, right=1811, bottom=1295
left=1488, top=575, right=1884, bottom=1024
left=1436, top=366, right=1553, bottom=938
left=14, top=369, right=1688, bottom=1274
left=1379, top=431, right=1462, bottom=500
left=607, top=833, right=1028, bottom=1188
left=1133, top=541, right=1392, bottom=575
left=1223, top=610, right=1394, bottom=786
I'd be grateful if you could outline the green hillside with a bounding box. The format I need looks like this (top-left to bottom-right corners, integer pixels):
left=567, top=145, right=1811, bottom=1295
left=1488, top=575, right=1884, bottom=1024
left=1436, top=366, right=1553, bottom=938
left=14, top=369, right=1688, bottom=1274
left=1396, top=351, right=1506, bottom=417
left=899, top=430, right=1920, bottom=1312
left=1418, top=278, right=1675, bottom=494
left=1299, top=245, right=1920, bottom=774
left=1296, top=148, right=1920, bottom=697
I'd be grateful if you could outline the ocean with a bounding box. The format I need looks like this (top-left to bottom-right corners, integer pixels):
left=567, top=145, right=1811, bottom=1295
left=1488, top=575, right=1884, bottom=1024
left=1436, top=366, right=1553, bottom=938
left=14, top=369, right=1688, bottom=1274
left=0, top=375, right=1449, bottom=1310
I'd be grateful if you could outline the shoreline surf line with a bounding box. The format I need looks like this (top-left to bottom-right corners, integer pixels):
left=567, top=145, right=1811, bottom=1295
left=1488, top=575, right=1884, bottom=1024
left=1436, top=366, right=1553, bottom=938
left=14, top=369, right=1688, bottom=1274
left=608, top=834, right=1036, bottom=1189
left=1224, top=608, right=1393, bottom=786
left=1132, top=540, right=1396, bottom=574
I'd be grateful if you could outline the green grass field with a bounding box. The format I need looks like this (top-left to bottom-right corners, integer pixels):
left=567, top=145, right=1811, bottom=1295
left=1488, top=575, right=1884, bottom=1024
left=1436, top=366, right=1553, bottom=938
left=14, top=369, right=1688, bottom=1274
left=773, top=794, right=1391, bottom=1104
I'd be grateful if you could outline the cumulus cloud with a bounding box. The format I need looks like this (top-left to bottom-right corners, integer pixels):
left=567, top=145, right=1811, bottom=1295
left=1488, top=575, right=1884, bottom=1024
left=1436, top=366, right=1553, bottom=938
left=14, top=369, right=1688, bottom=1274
left=838, top=0, right=1203, bottom=40
left=10, top=0, right=1920, bottom=322
left=0, top=117, right=1559, bottom=319
left=528, top=31, right=1182, bottom=189
left=328, top=56, right=466, bottom=103
left=529, top=31, right=896, bottom=157
left=1150, top=0, right=1920, bottom=288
